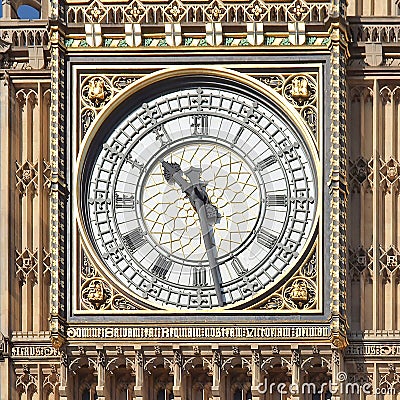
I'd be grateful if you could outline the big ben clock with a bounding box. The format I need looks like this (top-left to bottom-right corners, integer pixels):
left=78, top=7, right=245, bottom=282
left=76, top=68, right=319, bottom=310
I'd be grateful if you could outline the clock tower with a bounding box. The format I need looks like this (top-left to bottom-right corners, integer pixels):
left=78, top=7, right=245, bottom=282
left=3, top=0, right=400, bottom=399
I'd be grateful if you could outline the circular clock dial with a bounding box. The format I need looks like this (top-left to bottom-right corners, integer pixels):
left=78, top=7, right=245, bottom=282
left=140, top=142, right=261, bottom=264
left=81, top=80, right=318, bottom=309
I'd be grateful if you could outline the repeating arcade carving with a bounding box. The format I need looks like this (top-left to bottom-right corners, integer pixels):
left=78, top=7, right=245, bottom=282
left=16, top=365, right=38, bottom=397
left=379, top=364, right=400, bottom=392
left=349, top=245, right=400, bottom=283
left=66, top=0, right=331, bottom=25
left=42, top=365, right=60, bottom=396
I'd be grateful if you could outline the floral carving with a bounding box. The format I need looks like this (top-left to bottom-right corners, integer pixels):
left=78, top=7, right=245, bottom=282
left=125, top=0, right=145, bottom=23
left=246, top=0, right=267, bottom=22
left=86, top=0, right=106, bottom=23
left=205, top=0, right=227, bottom=22
left=165, top=0, right=185, bottom=22
left=288, top=0, right=310, bottom=21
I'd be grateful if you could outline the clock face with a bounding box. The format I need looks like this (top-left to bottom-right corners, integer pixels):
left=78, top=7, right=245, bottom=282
left=80, top=77, right=318, bottom=310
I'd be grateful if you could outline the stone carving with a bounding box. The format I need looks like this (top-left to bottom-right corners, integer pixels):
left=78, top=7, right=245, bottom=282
left=380, top=157, right=400, bottom=193
left=16, top=248, right=38, bottom=284
left=285, top=279, right=309, bottom=308
left=165, top=0, right=186, bottom=22
left=174, top=350, right=182, bottom=367
left=16, top=365, right=37, bottom=396
left=349, top=246, right=372, bottom=281
left=252, top=350, right=260, bottom=366
left=80, top=251, right=144, bottom=311
left=379, top=245, right=400, bottom=281
left=232, top=346, right=240, bottom=355
left=80, top=74, right=138, bottom=137
left=82, top=279, right=112, bottom=310
left=212, top=349, right=221, bottom=366
left=290, top=76, right=310, bottom=101
left=82, top=76, right=112, bottom=108
left=257, top=249, right=318, bottom=311
left=43, top=365, right=60, bottom=395
left=379, top=364, right=400, bottom=392
left=288, top=0, right=309, bottom=21
left=349, top=156, right=370, bottom=192
left=66, top=0, right=330, bottom=25
left=260, top=72, right=318, bottom=136
left=284, top=74, right=316, bottom=106
left=16, top=160, right=38, bottom=196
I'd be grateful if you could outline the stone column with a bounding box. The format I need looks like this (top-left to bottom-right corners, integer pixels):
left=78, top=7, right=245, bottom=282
left=172, top=347, right=183, bottom=400
left=134, top=346, right=144, bottom=400
left=251, top=345, right=261, bottom=400
left=59, top=351, right=69, bottom=400
left=330, top=348, right=345, bottom=400
left=211, top=346, right=221, bottom=400
left=290, top=346, right=301, bottom=400
left=96, top=348, right=106, bottom=400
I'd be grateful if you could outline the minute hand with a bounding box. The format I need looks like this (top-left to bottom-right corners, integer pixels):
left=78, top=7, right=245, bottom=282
left=161, top=161, right=224, bottom=306
left=193, top=198, right=224, bottom=307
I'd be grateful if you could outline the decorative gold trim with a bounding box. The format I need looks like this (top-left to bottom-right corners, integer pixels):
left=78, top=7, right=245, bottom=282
left=74, top=66, right=321, bottom=313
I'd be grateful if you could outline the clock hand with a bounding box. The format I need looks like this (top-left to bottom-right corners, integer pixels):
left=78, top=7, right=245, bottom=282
left=161, top=161, right=224, bottom=306
left=194, top=199, right=224, bottom=307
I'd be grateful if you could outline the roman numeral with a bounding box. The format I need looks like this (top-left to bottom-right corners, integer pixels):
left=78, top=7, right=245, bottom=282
left=193, top=267, right=207, bottom=286
left=233, top=126, right=244, bottom=144
left=122, top=228, right=146, bottom=252
left=231, top=257, right=246, bottom=276
left=255, top=155, right=277, bottom=171
left=115, top=193, right=135, bottom=209
left=88, top=194, right=111, bottom=210
left=257, top=229, right=277, bottom=248
left=191, top=115, right=209, bottom=135
left=266, top=194, right=287, bottom=207
left=151, top=255, right=172, bottom=279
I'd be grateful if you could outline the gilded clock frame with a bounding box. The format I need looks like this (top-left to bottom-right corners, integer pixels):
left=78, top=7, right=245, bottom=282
left=71, top=65, right=324, bottom=315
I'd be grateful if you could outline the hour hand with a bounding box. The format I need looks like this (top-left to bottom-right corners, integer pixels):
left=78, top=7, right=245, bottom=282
left=161, top=160, right=190, bottom=192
